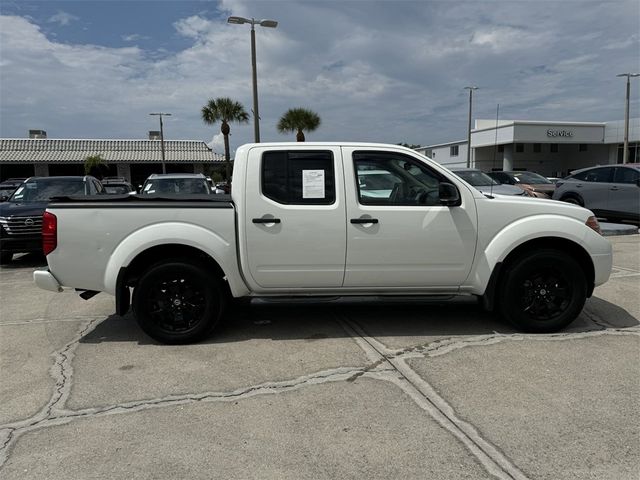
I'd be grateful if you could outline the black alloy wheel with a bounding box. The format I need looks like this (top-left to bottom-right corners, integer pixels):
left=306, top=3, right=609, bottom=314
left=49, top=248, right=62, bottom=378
left=132, top=260, right=225, bottom=344
left=499, top=249, right=587, bottom=333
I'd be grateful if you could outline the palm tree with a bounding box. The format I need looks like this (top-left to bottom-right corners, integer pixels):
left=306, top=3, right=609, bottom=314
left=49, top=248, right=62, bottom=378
left=277, top=108, right=321, bottom=142
left=84, top=154, right=107, bottom=179
left=201, top=97, right=249, bottom=180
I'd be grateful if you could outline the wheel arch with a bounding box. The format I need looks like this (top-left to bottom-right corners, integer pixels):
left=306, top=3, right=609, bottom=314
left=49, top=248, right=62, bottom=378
left=482, top=236, right=595, bottom=311
left=115, top=243, right=228, bottom=316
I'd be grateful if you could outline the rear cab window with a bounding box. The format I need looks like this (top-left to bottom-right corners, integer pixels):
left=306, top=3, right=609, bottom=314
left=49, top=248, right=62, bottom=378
left=261, top=150, right=335, bottom=205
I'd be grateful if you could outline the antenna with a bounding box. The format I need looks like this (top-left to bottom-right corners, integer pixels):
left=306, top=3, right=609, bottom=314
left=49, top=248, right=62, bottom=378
left=490, top=104, right=500, bottom=197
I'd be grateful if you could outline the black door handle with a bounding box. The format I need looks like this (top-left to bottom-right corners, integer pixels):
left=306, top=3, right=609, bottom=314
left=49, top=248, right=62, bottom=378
left=252, top=218, right=281, bottom=224
left=350, top=218, right=379, bottom=224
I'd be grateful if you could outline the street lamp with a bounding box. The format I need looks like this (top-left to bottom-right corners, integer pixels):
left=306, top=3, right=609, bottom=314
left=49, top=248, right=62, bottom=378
left=464, top=86, right=479, bottom=168
left=616, top=73, right=640, bottom=164
left=149, top=112, right=171, bottom=174
left=228, top=16, right=278, bottom=143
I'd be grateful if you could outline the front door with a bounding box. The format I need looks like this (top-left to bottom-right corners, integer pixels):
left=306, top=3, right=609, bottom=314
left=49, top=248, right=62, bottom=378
left=342, top=147, right=477, bottom=289
left=610, top=167, right=640, bottom=217
left=243, top=146, right=346, bottom=289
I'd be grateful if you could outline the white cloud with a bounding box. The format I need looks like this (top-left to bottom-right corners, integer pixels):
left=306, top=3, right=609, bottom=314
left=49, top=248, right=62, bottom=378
left=1, top=0, right=639, bottom=149
left=48, top=11, right=79, bottom=27
left=173, top=15, right=212, bottom=39
left=122, top=33, right=150, bottom=42
left=207, top=133, right=225, bottom=153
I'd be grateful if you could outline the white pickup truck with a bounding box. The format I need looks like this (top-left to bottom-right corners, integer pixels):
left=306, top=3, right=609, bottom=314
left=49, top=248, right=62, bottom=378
left=34, top=143, right=612, bottom=343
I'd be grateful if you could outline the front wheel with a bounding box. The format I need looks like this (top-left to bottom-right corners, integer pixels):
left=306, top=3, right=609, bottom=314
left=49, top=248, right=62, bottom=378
left=498, top=250, right=587, bottom=333
left=132, top=260, right=226, bottom=344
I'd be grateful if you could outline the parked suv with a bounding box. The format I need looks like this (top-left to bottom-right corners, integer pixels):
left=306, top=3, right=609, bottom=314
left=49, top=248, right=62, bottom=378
left=486, top=171, right=556, bottom=198
left=141, top=173, right=211, bottom=195
left=0, top=178, right=27, bottom=201
left=0, top=176, right=103, bottom=264
left=102, top=177, right=135, bottom=194
left=552, top=164, right=640, bottom=223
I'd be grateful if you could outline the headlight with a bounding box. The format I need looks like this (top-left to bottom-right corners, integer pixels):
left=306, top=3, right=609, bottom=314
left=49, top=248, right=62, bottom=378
left=586, top=216, right=602, bottom=235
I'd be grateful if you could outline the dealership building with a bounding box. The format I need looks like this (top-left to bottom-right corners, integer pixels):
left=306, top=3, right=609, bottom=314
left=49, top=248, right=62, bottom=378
left=417, top=118, right=640, bottom=176
left=0, top=130, right=224, bottom=187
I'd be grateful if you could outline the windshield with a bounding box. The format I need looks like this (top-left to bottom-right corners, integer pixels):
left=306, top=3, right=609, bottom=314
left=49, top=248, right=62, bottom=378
left=142, top=178, right=210, bottom=195
left=104, top=185, right=130, bottom=194
left=9, top=178, right=85, bottom=202
left=455, top=171, right=499, bottom=187
left=511, top=172, right=552, bottom=184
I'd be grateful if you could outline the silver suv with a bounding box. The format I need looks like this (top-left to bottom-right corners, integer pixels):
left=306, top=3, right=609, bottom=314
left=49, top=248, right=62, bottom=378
left=552, top=164, right=640, bottom=223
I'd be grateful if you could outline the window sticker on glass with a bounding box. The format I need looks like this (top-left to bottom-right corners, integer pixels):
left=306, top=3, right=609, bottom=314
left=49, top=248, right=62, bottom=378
left=302, top=170, right=325, bottom=199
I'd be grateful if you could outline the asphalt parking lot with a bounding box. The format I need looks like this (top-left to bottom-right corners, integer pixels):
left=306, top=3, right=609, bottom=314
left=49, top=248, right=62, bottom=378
left=1, top=236, right=638, bottom=480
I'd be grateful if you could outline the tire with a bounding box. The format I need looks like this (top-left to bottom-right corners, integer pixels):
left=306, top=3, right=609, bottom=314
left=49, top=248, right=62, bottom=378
left=0, top=251, right=12, bottom=265
left=560, top=195, right=583, bottom=207
left=132, top=260, right=226, bottom=344
left=498, top=249, right=587, bottom=333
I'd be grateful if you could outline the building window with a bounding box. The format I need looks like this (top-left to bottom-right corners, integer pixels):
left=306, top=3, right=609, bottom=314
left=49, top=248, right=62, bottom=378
left=579, top=144, right=588, bottom=152
left=533, top=143, right=541, bottom=153
left=550, top=143, right=558, bottom=153
left=498, top=145, right=504, bottom=153
left=450, top=145, right=459, bottom=157
left=515, top=143, right=524, bottom=153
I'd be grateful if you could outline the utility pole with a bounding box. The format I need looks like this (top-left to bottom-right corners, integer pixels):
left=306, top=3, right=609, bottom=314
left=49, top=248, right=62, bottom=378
left=228, top=16, right=278, bottom=143
left=464, top=86, right=478, bottom=168
left=616, top=73, right=639, bottom=164
left=150, top=112, right=172, bottom=173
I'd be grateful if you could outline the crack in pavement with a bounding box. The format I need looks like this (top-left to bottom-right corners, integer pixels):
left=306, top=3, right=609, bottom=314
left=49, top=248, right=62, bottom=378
left=335, top=313, right=530, bottom=480
left=0, top=310, right=395, bottom=469
left=1, top=300, right=637, bottom=475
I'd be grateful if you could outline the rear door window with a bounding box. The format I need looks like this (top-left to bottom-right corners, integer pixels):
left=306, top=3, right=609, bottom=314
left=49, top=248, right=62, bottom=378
left=613, top=167, right=640, bottom=184
left=262, top=150, right=335, bottom=205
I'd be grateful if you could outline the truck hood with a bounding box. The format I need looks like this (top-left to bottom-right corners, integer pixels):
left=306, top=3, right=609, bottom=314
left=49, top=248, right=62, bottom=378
left=0, top=201, right=48, bottom=218
left=479, top=193, right=593, bottom=223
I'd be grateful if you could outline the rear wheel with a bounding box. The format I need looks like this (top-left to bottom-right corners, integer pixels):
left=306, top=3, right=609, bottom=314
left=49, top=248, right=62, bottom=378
left=499, top=249, right=587, bottom=333
left=132, top=260, right=226, bottom=344
left=560, top=195, right=583, bottom=207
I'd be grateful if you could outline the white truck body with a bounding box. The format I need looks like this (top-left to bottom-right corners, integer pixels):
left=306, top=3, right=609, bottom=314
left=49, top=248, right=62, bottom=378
left=34, top=142, right=612, bottom=342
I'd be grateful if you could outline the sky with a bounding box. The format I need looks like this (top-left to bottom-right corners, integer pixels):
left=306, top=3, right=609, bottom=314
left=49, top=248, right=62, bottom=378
left=0, top=0, right=638, bottom=155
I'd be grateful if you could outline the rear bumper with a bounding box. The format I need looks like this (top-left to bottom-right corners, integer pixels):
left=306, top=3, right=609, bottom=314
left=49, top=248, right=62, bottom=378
left=33, top=269, right=63, bottom=293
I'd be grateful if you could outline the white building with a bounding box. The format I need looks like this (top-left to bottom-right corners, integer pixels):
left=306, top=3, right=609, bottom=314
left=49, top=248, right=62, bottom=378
left=417, top=118, right=640, bottom=176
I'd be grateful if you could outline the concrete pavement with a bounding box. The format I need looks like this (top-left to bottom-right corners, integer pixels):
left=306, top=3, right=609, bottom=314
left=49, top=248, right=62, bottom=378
left=1, top=236, right=638, bottom=479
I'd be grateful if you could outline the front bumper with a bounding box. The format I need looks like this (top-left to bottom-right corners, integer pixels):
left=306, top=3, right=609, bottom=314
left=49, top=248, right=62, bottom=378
left=591, top=251, right=613, bottom=287
left=0, top=236, right=41, bottom=254
left=34, top=269, right=63, bottom=293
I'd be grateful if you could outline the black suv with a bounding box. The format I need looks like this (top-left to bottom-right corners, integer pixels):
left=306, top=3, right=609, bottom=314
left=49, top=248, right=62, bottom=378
left=0, top=176, right=104, bottom=264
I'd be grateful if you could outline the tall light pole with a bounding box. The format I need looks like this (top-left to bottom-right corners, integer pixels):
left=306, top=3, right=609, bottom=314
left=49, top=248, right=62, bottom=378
left=149, top=112, right=171, bottom=173
left=616, top=73, right=639, bottom=164
left=464, top=86, right=478, bottom=168
left=228, top=16, right=278, bottom=143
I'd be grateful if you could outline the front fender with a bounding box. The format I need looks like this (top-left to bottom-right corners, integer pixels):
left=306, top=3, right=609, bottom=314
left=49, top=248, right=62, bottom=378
left=102, top=222, right=247, bottom=297
left=467, top=214, right=605, bottom=295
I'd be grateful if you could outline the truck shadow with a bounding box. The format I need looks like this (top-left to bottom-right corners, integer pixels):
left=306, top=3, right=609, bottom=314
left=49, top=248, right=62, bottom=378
left=80, top=296, right=639, bottom=346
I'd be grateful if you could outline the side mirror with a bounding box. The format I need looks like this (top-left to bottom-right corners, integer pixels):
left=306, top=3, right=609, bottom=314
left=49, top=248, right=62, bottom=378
left=0, top=195, right=8, bottom=203
left=439, top=182, right=461, bottom=206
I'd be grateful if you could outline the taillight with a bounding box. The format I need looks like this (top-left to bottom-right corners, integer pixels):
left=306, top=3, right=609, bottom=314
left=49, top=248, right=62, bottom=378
left=42, top=211, right=57, bottom=255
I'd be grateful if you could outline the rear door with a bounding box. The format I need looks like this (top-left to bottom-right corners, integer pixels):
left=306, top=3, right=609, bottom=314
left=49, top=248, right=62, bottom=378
left=242, top=146, right=347, bottom=289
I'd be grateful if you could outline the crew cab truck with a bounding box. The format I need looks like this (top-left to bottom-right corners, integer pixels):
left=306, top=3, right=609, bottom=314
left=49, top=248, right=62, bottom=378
left=34, top=143, right=612, bottom=344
